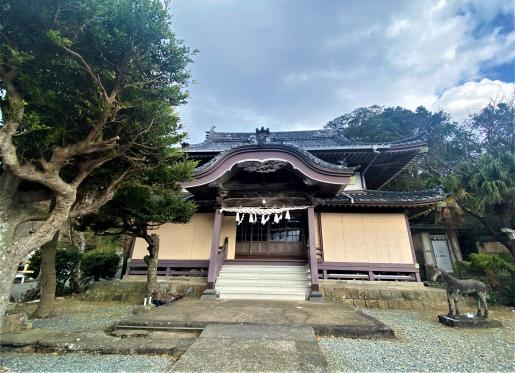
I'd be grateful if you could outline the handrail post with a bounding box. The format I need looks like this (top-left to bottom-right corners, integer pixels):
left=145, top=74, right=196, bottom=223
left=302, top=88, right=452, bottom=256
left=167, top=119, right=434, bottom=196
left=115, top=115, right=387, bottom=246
left=201, top=209, right=223, bottom=300
left=307, top=206, right=323, bottom=302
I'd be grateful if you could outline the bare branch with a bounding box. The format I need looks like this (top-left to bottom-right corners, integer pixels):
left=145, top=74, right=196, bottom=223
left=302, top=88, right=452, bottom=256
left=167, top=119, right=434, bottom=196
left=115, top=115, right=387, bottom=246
left=58, top=44, right=108, bottom=101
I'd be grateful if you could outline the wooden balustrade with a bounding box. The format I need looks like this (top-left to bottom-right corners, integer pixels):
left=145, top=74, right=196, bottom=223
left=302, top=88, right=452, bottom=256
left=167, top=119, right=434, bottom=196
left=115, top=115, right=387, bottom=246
left=214, top=237, right=229, bottom=280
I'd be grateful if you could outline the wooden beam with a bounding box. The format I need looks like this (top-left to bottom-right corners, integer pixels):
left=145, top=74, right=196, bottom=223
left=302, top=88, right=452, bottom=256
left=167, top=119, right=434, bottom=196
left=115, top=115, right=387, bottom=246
left=307, top=206, right=321, bottom=299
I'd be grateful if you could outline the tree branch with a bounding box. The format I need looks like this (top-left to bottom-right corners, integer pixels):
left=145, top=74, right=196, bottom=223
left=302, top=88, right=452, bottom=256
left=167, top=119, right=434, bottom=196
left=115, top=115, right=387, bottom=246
left=70, top=169, right=130, bottom=218
left=58, top=44, right=108, bottom=101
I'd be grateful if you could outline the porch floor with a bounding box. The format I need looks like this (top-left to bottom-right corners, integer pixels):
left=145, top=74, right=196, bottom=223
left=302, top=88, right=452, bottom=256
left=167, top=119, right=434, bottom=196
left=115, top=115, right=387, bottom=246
left=115, top=298, right=394, bottom=338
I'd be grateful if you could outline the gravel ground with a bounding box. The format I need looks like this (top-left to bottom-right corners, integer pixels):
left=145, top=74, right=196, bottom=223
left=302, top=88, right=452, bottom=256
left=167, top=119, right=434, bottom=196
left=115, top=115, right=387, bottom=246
left=319, top=308, right=515, bottom=372
left=1, top=299, right=174, bottom=372
left=0, top=352, right=175, bottom=372
left=17, top=298, right=134, bottom=332
left=31, top=304, right=133, bottom=332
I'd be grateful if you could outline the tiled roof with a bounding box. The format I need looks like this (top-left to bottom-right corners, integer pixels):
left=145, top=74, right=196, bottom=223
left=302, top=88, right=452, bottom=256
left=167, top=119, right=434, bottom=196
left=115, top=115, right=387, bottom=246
left=323, top=188, right=445, bottom=206
left=188, top=128, right=426, bottom=153
left=188, top=129, right=354, bottom=152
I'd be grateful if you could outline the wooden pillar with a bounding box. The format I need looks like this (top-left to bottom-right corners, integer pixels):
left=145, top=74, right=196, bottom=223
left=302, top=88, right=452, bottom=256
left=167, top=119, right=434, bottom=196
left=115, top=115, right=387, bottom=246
left=206, top=209, right=223, bottom=290
left=307, top=207, right=322, bottom=300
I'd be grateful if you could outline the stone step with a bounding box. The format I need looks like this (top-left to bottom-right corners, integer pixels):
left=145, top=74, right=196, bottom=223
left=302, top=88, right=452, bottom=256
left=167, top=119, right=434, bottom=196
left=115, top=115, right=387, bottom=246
left=217, top=273, right=310, bottom=281
left=217, top=284, right=310, bottom=293
left=220, top=266, right=309, bottom=274
left=216, top=264, right=311, bottom=301
left=218, top=291, right=309, bottom=301
left=216, top=278, right=310, bottom=286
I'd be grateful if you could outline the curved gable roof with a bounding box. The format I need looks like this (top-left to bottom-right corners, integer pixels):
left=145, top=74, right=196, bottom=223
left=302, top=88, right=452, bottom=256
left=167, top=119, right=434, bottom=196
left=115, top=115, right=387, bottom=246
left=183, top=143, right=355, bottom=189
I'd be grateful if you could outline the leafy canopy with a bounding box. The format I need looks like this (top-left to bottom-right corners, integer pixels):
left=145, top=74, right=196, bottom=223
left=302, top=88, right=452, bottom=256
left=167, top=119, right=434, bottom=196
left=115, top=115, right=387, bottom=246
left=326, top=101, right=515, bottom=252
left=0, top=0, right=197, bottom=255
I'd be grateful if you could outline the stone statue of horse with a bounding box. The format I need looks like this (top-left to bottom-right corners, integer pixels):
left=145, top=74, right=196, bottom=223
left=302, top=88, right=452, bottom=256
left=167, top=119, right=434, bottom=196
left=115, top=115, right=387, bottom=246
left=432, top=266, right=489, bottom=318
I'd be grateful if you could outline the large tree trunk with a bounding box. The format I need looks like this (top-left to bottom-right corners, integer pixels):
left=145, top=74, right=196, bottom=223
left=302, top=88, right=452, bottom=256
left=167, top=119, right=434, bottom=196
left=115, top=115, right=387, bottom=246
left=120, top=235, right=134, bottom=279
left=143, top=234, right=159, bottom=298
left=442, top=208, right=463, bottom=263
left=0, top=257, right=18, bottom=334
left=33, top=231, right=59, bottom=318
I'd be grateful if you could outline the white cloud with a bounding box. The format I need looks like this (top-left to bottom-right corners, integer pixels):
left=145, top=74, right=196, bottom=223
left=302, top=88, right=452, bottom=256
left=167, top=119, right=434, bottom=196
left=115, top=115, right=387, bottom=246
left=172, top=0, right=514, bottom=138
left=430, top=79, right=515, bottom=121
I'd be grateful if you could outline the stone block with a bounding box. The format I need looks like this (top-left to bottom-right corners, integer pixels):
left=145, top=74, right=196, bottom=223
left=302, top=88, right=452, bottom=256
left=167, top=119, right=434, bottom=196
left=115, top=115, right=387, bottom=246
left=389, top=290, right=403, bottom=299
left=347, top=288, right=359, bottom=299
left=356, top=289, right=367, bottom=299
left=438, top=315, right=502, bottom=328
left=376, top=300, right=388, bottom=309
left=1, top=313, right=31, bottom=334
left=365, top=289, right=381, bottom=300
left=365, top=299, right=380, bottom=308
left=408, top=301, right=424, bottom=310
left=341, top=299, right=354, bottom=306
left=413, top=291, right=425, bottom=301
left=352, top=299, right=366, bottom=308
left=401, top=290, right=415, bottom=300
left=379, top=290, right=393, bottom=300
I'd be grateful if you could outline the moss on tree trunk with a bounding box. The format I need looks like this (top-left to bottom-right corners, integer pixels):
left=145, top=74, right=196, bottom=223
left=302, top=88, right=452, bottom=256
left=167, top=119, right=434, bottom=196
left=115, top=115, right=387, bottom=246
left=33, top=231, right=59, bottom=318
left=143, top=233, right=159, bottom=298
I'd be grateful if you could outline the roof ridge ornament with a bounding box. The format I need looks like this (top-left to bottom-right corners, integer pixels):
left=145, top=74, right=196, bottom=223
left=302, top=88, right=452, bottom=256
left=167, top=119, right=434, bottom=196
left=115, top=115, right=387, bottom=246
left=255, top=127, right=271, bottom=146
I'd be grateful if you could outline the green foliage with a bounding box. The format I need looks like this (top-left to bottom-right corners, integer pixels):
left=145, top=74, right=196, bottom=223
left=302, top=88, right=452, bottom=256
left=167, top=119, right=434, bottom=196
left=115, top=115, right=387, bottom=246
left=454, top=260, right=472, bottom=278
left=80, top=180, right=196, bottom=242
left=457, top=253, right=515, bottom=306
left=27, top=248, right=82, bottom=292
left=469, top=253, right=515, bottom=274
left=1, top=0, right=195, bottom=215
left=80, top=251, right=120, bottom=281
left=466, top=152, right=514, bottom=221
left=498, top=275, right=515, bottom=306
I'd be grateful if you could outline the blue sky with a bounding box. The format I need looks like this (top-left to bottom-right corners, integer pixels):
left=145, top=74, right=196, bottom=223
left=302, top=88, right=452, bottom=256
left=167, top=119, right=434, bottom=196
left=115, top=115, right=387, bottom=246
left=171, top=0, right=515, bottom=143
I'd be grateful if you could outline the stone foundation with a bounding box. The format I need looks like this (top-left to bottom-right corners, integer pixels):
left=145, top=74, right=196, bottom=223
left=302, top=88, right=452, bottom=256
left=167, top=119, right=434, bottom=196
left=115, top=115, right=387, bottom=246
left=82, top=277, right=207, bottom=303
left=82, top=277, right=474, bottom=310
left=320, top=280, right=474, bottom=310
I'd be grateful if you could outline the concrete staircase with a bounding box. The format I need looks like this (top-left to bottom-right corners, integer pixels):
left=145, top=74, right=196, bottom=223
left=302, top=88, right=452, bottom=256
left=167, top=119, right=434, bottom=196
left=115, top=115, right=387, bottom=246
left=215, top=264, right=311, bottom=300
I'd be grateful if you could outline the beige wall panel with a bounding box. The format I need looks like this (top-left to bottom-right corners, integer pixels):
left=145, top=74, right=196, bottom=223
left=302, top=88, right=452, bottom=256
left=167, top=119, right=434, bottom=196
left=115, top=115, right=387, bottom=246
left=131, top=213, right=214, bottom=260
left=220, top=215, right=237, bottom=259
left=190, top=213, right=214, bottom=259
left=320, top=212, right=414, bottom=264
left=132, top=236, right=150, bottom=260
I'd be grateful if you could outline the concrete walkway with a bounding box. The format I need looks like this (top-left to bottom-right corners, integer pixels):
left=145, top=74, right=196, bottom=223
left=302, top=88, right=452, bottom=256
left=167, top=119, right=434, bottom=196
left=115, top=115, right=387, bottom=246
left=116, top=298, right=394, bottom=338
left=171, top=324, right=328, bottom=372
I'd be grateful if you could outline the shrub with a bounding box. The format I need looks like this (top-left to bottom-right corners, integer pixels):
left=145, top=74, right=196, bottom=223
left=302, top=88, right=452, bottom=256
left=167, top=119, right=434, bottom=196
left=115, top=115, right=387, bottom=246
left=457, top=252, right=515, bottom=306
left=28, top=248, right=82, bottom=293
left=81, top=251, right=120, bottom=281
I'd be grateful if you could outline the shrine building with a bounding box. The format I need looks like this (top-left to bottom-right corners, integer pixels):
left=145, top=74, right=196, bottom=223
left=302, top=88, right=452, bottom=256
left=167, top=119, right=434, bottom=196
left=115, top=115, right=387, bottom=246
left=127, top=127, right=447, bottom=300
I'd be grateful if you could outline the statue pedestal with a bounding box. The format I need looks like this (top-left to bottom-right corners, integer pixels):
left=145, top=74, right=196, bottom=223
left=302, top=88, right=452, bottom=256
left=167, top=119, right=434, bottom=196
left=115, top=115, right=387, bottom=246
left=438, top=315, right=502, bottom=328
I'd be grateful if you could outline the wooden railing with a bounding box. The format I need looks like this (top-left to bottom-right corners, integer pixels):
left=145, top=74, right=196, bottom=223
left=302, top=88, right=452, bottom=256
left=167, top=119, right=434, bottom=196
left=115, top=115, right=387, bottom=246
left=215, top=237, right=229, bottom=280
left=125, top=259, right=209, bottom=276
left=317, top=262, right=420, bottom=282
left=206, top=237, right=229, bottom=287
